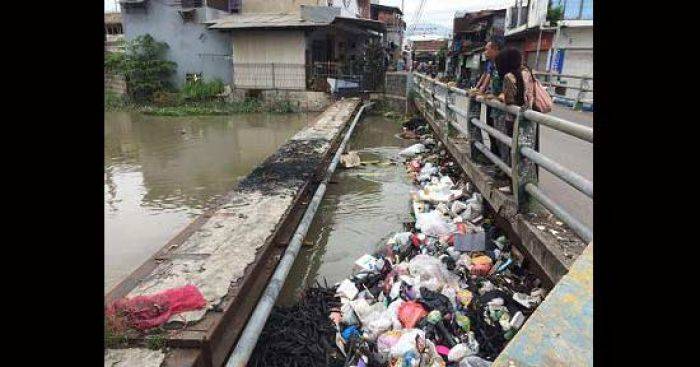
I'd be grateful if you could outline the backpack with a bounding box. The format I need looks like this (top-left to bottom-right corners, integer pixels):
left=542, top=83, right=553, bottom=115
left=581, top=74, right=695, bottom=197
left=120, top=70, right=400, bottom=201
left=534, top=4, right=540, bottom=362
left=523, top=66, right=553, bottom=113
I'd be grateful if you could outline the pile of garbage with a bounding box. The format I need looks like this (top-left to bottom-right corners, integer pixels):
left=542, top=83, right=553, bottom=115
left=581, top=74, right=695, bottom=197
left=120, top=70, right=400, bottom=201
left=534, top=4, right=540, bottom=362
left=252, top=116, right=546, bottom=367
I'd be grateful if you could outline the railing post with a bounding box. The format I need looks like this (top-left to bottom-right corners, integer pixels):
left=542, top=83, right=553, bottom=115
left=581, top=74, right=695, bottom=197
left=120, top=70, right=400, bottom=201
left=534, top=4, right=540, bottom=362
left=512, top=108, right=538, bottom=213
left=574, top=77, right=584, bottom=110
left=444, top=87, right=452, bottom=141
left=477, top=100, right=489, bottom=158
left=430, top=80, right=437, bottom=122
left=271, top=63, right=276, bottom=89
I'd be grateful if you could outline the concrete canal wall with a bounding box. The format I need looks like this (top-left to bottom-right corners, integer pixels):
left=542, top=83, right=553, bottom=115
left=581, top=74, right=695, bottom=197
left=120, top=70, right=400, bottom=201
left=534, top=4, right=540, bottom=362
left=106, top=98, right=361, bottom=366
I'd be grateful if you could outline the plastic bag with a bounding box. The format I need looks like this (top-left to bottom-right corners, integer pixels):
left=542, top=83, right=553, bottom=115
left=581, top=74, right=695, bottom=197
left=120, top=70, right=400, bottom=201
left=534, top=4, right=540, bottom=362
left=389, top=329, right=426, bottom=358
left=441, top=285, right=458, bottom=310
left=408, top=255, right=447, bottom=284
left=398, top=301, right=428, bottom=328
left=365, top=314, right=393, bottom=341
left=415, top=211, right=454, bottom=237
left=448, top=343, right=471, bottom=362
left=390, top=232, right=413, bottom=247
left=399, top=143, right=426, bottom=157
left=378, top=330, right=404, bottom=355
left=418, top=163, right=439, bottom=181
left=451, top=201, right=468, bottom=216
left=341, top=300, right=359, bottom=325
left=351, top=298, right=387, bottom=325
left=341, top=151, right=361, bottom=168
left=419, top=287, right=454, bottom=314
left=354, top=254, right=382, bottom=272
left=459, top=356, right=492, bottom=367
left=337, top=279, right=359, bottom=300
left=387, top=298, right=405, bottom=330
left=105, top=284, right=207, bottom=331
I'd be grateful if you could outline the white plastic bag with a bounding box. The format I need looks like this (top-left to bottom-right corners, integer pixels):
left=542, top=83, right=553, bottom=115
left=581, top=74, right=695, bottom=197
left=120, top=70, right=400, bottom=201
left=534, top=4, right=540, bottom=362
left=341, top=301, right=359, bottom=325
left=365, top=315, right=393, bottom=341
left=336, top=279, right=359, bottom=300
left=415, top=210, right=453, bottom=237
left=351, top=298, right=387, bottom=325
left=448, top=343, right=470, bottom=362
left=399, top=143, right=426, bottom=157
left=389, top=329, right=425, bottom=358
left=451, top=200, right=468, bottom=216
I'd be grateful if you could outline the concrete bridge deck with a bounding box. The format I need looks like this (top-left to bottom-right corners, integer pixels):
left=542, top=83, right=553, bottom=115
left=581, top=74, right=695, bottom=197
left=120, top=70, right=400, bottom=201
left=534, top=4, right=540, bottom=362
left=493, top=243, right=593, bottom=366
left=105, top=98, right=362, bottom=367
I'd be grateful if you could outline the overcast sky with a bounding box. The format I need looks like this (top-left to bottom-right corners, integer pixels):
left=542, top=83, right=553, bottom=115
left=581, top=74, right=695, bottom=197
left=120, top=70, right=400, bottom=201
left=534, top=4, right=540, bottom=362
left=376, top=0, right=513, bottom=28
left=104, top=0, right=514, bottom=29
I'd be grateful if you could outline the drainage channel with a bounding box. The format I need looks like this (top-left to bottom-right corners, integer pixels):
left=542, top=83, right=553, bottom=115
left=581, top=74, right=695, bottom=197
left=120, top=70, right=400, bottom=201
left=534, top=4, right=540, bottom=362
left=242, top=112, right=551, bottom=367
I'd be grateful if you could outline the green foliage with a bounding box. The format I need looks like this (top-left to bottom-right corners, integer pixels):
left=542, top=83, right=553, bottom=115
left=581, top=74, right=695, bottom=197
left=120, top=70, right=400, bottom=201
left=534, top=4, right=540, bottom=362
left=112, top=34, right=177, bottom=103
left=104, top=323, right=129, bottom=349
left=105, top=91, right=131, bottom=111
left=141, top=98, right=266, bottom=116
left=272, top=100, right=296, bottom=113
left=104, top=52, right=125, bottom=72
left=181, top=78, right=225, bottom=102
left=146, top=333, right=167, bottom=351
left=547, top=4, right=564, bottom=24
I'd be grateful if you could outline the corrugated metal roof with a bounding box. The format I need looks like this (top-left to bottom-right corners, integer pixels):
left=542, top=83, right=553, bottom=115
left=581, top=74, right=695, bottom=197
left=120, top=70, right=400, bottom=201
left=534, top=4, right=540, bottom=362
left=208, top=13, right=386, bottom=32
left=454, top=0, right=514, bottom=18
left=208, top=13, right=326, bottom=30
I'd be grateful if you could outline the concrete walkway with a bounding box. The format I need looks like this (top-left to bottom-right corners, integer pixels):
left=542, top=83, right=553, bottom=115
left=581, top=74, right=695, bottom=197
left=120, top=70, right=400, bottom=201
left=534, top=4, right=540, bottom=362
left=105, top=98, right=361, bottom=367
left=493, top=243, right=593, bottom=367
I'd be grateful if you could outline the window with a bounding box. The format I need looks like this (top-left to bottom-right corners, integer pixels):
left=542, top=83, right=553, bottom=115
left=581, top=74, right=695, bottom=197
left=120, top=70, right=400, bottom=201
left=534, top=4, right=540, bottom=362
left=181, top=0, right=203, bottom=7
left=206, top=0, right=240, bottom=13
left=562, top=0, right=593, bottom=20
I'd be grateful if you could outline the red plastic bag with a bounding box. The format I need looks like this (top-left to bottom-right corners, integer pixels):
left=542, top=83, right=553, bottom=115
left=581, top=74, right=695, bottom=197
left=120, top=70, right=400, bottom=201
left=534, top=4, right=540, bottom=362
left=106, top=284, right=207, bottom=331
left=398, top=301, right=428, bottom=328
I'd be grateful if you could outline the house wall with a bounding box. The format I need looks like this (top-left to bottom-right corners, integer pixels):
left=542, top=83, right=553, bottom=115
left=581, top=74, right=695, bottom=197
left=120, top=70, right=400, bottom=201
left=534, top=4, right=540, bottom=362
left=553, top=26, right=593, bottom=100
left=240, top=0, right=318, bottom=14
left=238, top=0, right=360, bottom=16
left=231, top=30, right=307, bottom=89
left=331, top=0, right=360, bottom=18
left=121, top=2, right=232, bottom=87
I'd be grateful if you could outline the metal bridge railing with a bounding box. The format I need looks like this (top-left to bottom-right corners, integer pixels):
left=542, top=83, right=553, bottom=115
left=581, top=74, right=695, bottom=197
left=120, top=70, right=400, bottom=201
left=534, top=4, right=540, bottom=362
left=412, top=72, right=593, bottom=243
left=533, top=70, right=593, bottom=107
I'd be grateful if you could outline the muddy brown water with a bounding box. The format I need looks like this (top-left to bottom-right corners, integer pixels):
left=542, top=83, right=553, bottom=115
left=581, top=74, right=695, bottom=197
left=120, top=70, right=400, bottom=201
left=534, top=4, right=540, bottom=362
left=104, top=111, right=318, bottom=293
left=279, top=114, right=415, bottom=305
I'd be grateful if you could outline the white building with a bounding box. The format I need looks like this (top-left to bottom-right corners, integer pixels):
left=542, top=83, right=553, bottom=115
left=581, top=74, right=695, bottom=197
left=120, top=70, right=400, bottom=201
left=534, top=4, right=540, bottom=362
left=504, top=0, right=593, bottom=105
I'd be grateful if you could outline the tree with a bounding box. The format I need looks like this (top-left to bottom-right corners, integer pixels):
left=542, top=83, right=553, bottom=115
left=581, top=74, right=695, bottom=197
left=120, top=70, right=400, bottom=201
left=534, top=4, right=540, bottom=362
left=106, top=34, right=177, bottom=103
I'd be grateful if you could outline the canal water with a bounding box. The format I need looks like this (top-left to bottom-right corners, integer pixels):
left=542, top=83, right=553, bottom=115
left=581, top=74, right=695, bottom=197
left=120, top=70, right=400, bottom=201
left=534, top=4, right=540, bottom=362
left=104, top=111, right=317, bottom=292
left=279, top=114, right=414, bottom=305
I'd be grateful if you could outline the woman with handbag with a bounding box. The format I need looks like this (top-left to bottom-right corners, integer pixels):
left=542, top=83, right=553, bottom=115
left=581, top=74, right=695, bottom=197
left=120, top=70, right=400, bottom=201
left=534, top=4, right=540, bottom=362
left=493, top=48, right=536, bottom=193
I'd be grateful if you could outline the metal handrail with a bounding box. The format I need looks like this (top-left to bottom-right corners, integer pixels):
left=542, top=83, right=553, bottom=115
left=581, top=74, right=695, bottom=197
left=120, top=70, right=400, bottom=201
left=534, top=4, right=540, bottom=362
left=411, top=72, right=593, bottom=243
left=533, top=70, right=592, bottom=80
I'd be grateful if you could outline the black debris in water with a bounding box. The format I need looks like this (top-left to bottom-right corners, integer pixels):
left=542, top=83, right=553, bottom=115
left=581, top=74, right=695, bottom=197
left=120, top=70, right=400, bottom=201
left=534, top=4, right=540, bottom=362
left=238, top=139, right=328, bottom=194
left=249, top=282, right=345, bottom=367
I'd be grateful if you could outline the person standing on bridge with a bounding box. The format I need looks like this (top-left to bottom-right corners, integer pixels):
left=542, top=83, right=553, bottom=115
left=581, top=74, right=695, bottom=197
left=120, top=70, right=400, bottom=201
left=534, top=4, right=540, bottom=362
left=470, top=36, right=505, bottom=165
left=494, top=47, right=536, bottom=193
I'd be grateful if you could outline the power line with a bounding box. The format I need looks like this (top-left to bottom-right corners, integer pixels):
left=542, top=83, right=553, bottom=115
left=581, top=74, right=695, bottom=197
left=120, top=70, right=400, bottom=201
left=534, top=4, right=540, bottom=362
left=408, top=0, right=427, bottom=35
